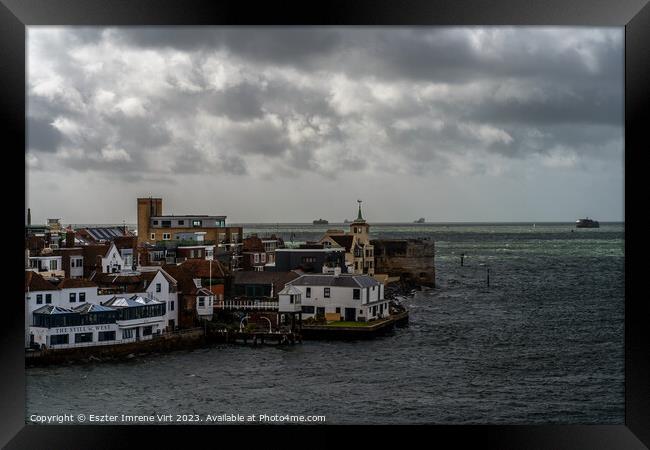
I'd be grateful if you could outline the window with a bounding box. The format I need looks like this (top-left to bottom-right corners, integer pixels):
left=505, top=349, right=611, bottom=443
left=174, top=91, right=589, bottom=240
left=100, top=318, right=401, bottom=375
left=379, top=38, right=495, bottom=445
left=301, top=305, right=315, bottom=314
left=153, top=220, right=159, bottom=225
left=336, top=307, right=341, bottom=314
left=156, top=283, right=161, bottom=293
left=289, top=295, right=294, bottom=304
left=98, top=331, right=116, bottom=342
left=306, top=288, right=311, bottom=298
left=50, top=260, right=58, bottom=270
left=178, top=220, right=185, bottom=226
left=122, top=329, right=134, bottom=339
left=198, top=297, right=205, bottom=307
left=261, top=253, right=266, bottom=263
left=163, top=233, right=171, bottom=240
left=45, top=293, right=52, bottom=304
left=79, top=292, right=85, bottom=302
left=192, top=220, right=202, bottom=227
left=170, top=301, right=174, bottom=311
left=150, top=233, right=156, bottom=240
left=69, top=292, right=76, bottom=302
left=75, top=332, right=93, bottom=343
left=316, top=307, right=325, bottom=317
left=324, top=288, right=330, bottom=298
left=142, top=326, right=153, bottom=336
left=353, top=289, right=360, bottom=300
left=36, top=294, right=43, bottom=305
left=161, top=220, right=171, bottom=228
left=50, top=334, right=69, bottom=345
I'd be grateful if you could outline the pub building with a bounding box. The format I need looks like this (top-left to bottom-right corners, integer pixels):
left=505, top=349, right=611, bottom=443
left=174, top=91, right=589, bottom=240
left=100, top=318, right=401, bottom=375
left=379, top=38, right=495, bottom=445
left=29, top=295, right=166, bottom=349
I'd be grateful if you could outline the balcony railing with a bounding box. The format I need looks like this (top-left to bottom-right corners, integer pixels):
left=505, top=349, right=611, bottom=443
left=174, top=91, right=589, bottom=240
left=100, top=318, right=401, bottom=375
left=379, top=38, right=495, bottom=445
left=214, top=299, right=279, bottom=310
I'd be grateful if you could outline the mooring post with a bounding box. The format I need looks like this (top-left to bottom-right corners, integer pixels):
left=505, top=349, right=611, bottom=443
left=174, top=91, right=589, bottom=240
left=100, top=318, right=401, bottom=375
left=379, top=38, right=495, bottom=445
left=461, top=253, right=464, bottom=266
left=487, top=266, right=490, bottom=288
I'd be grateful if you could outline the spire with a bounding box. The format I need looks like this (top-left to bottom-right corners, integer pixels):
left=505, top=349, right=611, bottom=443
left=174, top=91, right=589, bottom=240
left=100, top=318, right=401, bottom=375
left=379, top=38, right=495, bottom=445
left=356, top=199, right=364, bottom=222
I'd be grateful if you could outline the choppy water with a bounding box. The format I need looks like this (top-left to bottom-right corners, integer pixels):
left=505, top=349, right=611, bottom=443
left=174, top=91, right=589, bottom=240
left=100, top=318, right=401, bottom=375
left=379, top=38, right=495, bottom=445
left=26, top=223, right=624, bottom=424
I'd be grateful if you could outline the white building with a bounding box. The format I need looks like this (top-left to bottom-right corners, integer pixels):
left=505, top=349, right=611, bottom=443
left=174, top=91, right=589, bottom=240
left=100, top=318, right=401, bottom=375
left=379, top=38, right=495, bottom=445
left=282, top=273, right=389, bottom=322
left=25, top=269, right=179, bottom=348
left=101, top=242, right=126, bottom=273
left=30, top=295, right=167, bottom=349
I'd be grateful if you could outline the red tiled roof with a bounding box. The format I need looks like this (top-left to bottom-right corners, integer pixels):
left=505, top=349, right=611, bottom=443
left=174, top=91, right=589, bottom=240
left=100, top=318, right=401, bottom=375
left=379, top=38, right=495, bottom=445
left=82, top=244, right=111, bottom=263
left=57, top=278, right=98, bottom=289
left=25, top=271, right=58, bottom=292
left=242, top=236, right=265, bottom=252
left=179, top=259, right=228, bottom=278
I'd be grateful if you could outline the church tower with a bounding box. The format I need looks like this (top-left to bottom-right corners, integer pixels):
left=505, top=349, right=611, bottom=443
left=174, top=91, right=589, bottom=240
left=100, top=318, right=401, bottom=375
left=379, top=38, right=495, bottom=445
left=350, top=199, right=370, bottom=242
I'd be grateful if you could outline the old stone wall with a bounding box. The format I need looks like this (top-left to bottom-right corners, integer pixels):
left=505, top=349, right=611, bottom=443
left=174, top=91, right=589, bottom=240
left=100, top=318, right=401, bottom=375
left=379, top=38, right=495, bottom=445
left=372, top=239, right=436, bottom=287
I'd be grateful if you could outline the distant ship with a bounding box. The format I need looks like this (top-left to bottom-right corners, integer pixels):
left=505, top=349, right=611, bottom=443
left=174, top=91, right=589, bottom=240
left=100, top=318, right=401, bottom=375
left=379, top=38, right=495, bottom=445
left=313, top=218, right=329, bottom=225
left=576, top=217, right=600, bottom=228
left=414, top=218, right=425, bottom=224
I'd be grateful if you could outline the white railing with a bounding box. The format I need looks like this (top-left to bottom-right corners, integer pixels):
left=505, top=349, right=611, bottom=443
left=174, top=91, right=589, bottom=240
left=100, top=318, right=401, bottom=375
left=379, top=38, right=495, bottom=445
left=214, top=300, right=279, bottom=310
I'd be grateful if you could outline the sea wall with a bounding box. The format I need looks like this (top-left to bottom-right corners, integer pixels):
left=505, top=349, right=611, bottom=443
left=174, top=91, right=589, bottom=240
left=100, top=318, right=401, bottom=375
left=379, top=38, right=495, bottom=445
left=25, top=328, right=207, bottom=366
left=372, top=238, right=436, bottom=287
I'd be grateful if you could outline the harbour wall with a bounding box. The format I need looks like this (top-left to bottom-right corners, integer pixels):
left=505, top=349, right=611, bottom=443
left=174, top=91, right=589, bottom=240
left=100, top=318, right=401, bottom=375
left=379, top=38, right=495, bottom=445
left=372, top=238, right=436, bottom=287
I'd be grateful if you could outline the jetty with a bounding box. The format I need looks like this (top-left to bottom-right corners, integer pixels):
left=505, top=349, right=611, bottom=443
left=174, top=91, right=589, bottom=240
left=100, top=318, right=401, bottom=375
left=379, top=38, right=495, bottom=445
left=301, top=310, right=409, bottom=340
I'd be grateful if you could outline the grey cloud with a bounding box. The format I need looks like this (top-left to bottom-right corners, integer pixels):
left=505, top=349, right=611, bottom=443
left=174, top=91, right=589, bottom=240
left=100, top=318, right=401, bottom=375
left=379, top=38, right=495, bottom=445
left=27, top=116, right=63, bottom=152
left=27, top=26, right=623, bottom=183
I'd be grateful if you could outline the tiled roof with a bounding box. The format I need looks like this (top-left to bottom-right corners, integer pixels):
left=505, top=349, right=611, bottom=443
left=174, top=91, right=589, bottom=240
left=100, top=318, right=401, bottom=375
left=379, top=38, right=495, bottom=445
left=82, top=244, right=111, bottom=262
left=288, top=273, right=379, bottom=288
left=112, top=235, right=137, bottom=249
left=330, top=235, right=353, bottom=252
left=162, top=264, right=202, bottom=295
left=57, top=278, right=97, bottom=289
left=242, top=236, right=265, bottom=252
left=25, top=271, right=58, bottom=292
left=179, top=259, right=228, bottom=278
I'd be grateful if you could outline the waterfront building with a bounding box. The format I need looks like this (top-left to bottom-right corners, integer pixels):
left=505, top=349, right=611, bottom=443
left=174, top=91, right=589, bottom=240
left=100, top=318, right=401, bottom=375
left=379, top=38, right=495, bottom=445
left=25, top=268, right=179, bottom=347
left=29, top=295, right=166, bottom=350
left=283, top=273, right=388, bottom=322
left=319, top=201, right=375, bottom=276
left=136, top=197, right=243, bottom=271
left=161, top=263, right=218, bottom=327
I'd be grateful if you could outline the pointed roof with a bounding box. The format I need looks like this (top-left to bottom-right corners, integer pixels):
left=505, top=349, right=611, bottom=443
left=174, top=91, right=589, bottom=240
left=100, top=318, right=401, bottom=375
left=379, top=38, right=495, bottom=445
left=25, top=271, right=58, bottom=292
left=73, top=303, right=115, bottom=313
left=353, top=199, right=366, bottom=223
left=33, top=305, right=74, bottom=315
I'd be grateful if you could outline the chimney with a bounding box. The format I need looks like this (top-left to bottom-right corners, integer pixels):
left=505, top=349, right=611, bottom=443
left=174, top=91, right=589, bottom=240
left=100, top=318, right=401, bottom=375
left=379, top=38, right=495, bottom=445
left=66, top=231, right=75, bottom=248
left=27, top=208, right=31, bottom=226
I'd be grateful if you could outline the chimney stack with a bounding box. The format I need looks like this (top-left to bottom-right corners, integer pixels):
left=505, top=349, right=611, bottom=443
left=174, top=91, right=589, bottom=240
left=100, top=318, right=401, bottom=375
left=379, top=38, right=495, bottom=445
left=27, top=208, right=31, bottom=226
left=66, top=230, right=75, bottom=248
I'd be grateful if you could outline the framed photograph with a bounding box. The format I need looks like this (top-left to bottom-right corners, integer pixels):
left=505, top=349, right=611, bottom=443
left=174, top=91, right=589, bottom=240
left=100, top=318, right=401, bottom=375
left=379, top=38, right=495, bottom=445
left=2, top=0, right=648, bottom=448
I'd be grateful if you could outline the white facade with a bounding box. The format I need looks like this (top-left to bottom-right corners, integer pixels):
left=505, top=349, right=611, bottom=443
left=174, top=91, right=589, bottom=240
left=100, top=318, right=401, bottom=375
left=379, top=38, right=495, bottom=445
left=27, top=255, right=64, bottom=277
left=286, top=274, right=388, bottom=322
left=101, top=242, right=125, bottom=273
left=143, top=270, right=178, bottom=330
left=25, top=269, right=178, bottom=347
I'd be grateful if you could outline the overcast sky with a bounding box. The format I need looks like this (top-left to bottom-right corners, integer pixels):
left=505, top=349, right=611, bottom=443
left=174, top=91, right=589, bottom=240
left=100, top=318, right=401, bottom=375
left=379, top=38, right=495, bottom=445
left=26, top=27, right=624, bottom=224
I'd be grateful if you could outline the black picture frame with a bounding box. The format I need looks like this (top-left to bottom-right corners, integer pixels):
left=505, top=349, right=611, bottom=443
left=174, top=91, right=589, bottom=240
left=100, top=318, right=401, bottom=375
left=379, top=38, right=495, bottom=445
left=2, top=0, right=648, bottom=448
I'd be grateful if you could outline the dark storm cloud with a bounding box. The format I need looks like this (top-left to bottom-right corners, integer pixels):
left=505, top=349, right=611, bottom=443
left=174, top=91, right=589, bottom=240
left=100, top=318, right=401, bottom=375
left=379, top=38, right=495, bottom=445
left=27, top=27, right=623, bottom=180
left=111, top=27, right=344, bottom=65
